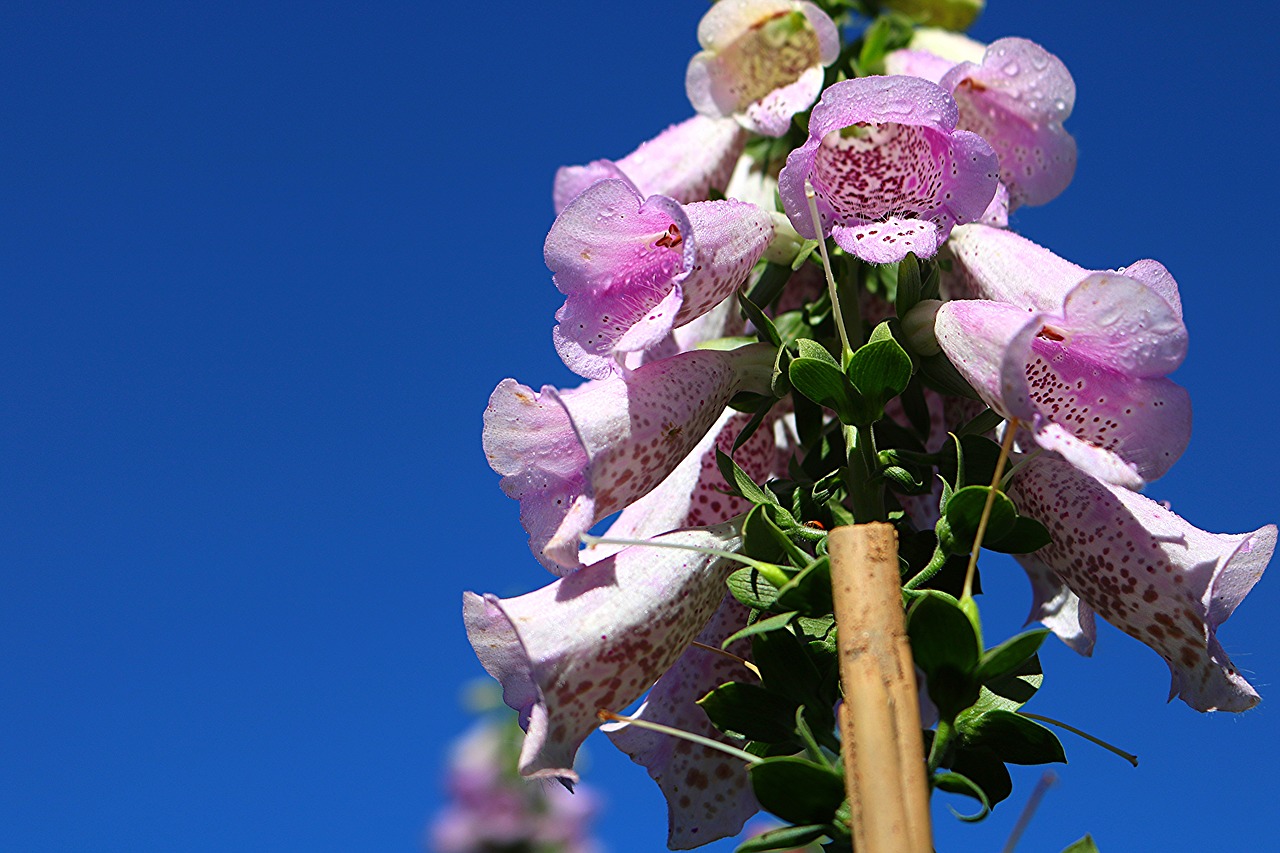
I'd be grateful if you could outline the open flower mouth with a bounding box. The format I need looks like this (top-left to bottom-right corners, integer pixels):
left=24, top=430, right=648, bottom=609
left=812, top=122, right=945, bottom=222
left=720, top=10, right=821, bottom=109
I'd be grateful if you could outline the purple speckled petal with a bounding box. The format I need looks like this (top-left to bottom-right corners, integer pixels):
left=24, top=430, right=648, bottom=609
left=605, top=597, right=759, bottom=849
left=553, top=115, right=746, bottom=214
left=549, top=180, right=776, bottom=380
left=941, top=38, right=1077, bottom=207
left=1015, top=552, right=1097, bottom=655
left=832, top=216, right=943, bottom=265
left=584, top=408, right=783, bottom=565
left=483, top=346, right=776, bottom=572
left=883, top=48, right=958, bottom=84
left=1010, top=457, right=1275, bottom=712
left=935, top=296, right=1191, bottom=487
left=1058, top=273, right=1187, bottom=377
left=979, top=181, right=1009, bottom=227
left=688, top=0, right=839, bottom=137
left=945, top=224, right=1090, bottom=309
left=1119, top=258, right=1183, bottom=319
left=463, top=523, right=744, bottom=782
left=777, top=76, right=996, bottom=261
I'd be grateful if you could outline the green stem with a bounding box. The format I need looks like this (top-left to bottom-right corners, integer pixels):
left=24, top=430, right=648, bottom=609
left=1018, top=712, right=1139, bottom=767
left=597, top=710, right=760, bottom=766
left=927, top=718, right=955, bottom=774
left=843, top=423, right=885, bottom=522
left=904, top=547, right=949, bottom=590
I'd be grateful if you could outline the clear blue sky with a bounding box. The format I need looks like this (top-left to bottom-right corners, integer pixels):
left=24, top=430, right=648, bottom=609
left=2, top=1, right=1277, bottom=850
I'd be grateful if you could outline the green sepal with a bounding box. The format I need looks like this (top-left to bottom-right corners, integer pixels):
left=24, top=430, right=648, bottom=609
left=789, top=353, right=867, bottom=425
left=745, top=261, right=793, bottom=313
left=906, top=592, right=980, bottom=718
left=976, top=629, right=1050, bottom=684
left=773, top=310, right=813, bottom=347
left=931, top=771, right=992, bottom=822
left=919, top=351, right=980, bottom=399
left=738, top=288, right=783, bottom=348
left=774, top=556, right=834, bottom=617
left=920, top=259, right=941, bottom=301
left=845, top=321, right=913, bottom=421
left=698, top=682, right=800, bottom=743
left=948, top=745, right=1012, bottom=807
left=1062, top=835, right=1100, bottom=853
left=983, top=516, right=1053, bottom=555
left=723, top=611, right=799, bottom=648
left=727, top=567, right=781, bottom=610
left=944, top=485, right=1018, bottom=545
left=743, top=503, right=809, bottom=567
left=791, top=240, right=821, bottom=271
left=895, top=252, right=922, bottom=317
left=956, top=709, right=1066, bottom=765
left=753, top=631, right=833, bottom=732
left=717, top=448, right=783, bottom=510
left=735, top=824, right=829, bottom=853
left=748, top=757, right=846, bottom=825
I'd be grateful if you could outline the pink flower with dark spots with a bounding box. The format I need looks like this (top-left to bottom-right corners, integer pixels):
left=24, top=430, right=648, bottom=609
left=1009, top=457, right=1275, bottom=713
left=483, top=345, right=776, bottom=572
left=778, top=75, right=998, bottom=264
left=547, top=178, right=781, bottom=380
left=939, top=38, right=1077, bottom=208
left=686, top=0, right=840, bottom=137
left=553, top=114, right=746, bottom=214
left=463, top=523, right=743, bottom=783
left=934, top=225, right=1191, bottom=488
left=604, top=598, right=760, bottom=849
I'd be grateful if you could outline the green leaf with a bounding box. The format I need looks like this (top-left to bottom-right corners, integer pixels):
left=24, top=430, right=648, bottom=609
left=944, top=485, right=1018, bottom=545
left=919, top=351, right=980, bottom=399
left=895, top=252, right=922, bottom=317
left=1062, top=835, right=1100, bottom=853
left=698, top=682, right=800, bottom=743
left=789, top=356, right=866, bottom=425
left=717, top=448, right=781, bottom=508
left=738, top=288, right=782, bottom=347
left=949, top=745, right=1012, bottom=807
left=906, top=592, right=981, bottom=718
left=745, top=262, right=793, bottom=313
left=727, top=567, right=781, bottom=610
left=970, top=654, right=1044, bottom=715
left=957, top=710, right=1066, bottom=765
left=723, top=611, right=798, bottom=648
left=795, top=338, right=839, bottom=367
left=976, top=629, right=1050, bottom=684
left=775, top=557, right=834, bottom=617
left=749, top=757, right=846, bottom=825
left=773, top=310, right=813, bottom=347
left=907, top=592, right=980, bottom=675
left=985, top=516, right=1053, bottom=554
left=932, top=771, right=991, bottom=822
left=743, top=504, right=807, bottom=567
left=735, top=824, right=829, bottom=852
left=845, top=322, right=913, bottom=417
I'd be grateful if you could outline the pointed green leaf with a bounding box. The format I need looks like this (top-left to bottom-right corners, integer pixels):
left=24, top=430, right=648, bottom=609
left=723, top=611, right=798, bottom=648
left=1062, top=835, right=1100, bottom=853
left=739, top=288, right=782, bottom=347
left=749, top=757, right=846, bottom=825
left=985, top=516, right=1053, bottom=554
left=976, top=629, right=1050, bottom=684
left=699, top=682, right=800, bottom=743
left=949, top=745, right=1013, bottom=807
left=957, top=709, right=1066, bottom=765
left=945, top=485, right=1018, bottom=545
left=789, top=356, right=868, bottom=425
left=727, top=567, right=781, bottom=610
left=775, top=557, right=834, bottom=617
left=895, top=252, right=922, bottom=317
left=717, top=448, right=781, bottom=508
left=735, top=824, right=829, bottom=853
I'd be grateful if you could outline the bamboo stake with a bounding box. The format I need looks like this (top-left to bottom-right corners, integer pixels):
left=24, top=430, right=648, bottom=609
left=830, top=523, right=932, bottom=853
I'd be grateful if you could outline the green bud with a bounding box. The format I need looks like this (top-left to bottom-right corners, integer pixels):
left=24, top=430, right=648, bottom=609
left=882, top=0, right=984, bottom=31
left=901, top=298, right=944, bottom=357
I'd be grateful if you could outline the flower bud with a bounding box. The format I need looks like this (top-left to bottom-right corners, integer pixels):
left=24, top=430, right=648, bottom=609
left=901, top=298, right=945, bottom=357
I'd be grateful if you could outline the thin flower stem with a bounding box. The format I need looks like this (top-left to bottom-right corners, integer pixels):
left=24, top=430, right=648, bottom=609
left=596, top=709, right=759, bottom=766
left=961, top=416, right=1020, bottom=601
left=804, top=179, right=853, bottom=360
left=579, top=533, right=791, bottom=589
left=1018, top=712, right=1139, bottom=767
left=689, top=641, right=762, bottom=679
left=1000, top=771, right=1058, bottom=853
